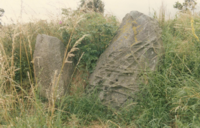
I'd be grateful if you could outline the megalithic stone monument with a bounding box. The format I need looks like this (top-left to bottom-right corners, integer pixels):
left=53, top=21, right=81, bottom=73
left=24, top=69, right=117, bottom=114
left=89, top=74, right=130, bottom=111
left=88, top=11, right=164, bottom=108
left=33, top=34, right=74, bottom=99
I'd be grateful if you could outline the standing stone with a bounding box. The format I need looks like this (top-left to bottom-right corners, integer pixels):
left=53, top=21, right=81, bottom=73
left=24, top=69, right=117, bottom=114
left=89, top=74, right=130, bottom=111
left=89, top=11, right=164, bottom=108
left=33, top=34, right=74, bottom=99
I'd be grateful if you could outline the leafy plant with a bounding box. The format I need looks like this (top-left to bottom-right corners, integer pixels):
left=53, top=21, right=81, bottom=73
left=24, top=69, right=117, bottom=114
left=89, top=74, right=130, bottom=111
left=61, top=12, right=118, bottom=73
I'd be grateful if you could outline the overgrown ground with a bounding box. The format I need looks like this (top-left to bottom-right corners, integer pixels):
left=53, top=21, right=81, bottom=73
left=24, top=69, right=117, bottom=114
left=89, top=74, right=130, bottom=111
left=0, top=8, right=200, bottom=128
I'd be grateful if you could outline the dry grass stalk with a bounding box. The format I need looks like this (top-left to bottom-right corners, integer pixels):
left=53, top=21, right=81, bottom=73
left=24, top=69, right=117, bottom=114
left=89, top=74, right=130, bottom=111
left=54, top=13, right=87, bottom=94
left=69, top=52, right=85, bottom=94
left=159, top=1, right=166, bottom=27
left=65, top=34, right=89, bottom=63
left=0, top=38, right=16, bottom=124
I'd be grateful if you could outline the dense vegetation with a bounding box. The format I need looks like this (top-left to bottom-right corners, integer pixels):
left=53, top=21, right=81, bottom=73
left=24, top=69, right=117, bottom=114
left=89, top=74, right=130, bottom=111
left=0, top=1, right=200, bottom=127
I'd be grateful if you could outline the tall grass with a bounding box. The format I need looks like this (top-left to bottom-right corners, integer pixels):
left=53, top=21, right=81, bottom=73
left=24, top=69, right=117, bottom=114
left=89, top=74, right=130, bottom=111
left=1, top=3, right=200, bottom=128
left=0, top=8, right=119, bottom=127
left=0, top=19, right=65, bottom=127
left=129, top=11, right=200, bottom=127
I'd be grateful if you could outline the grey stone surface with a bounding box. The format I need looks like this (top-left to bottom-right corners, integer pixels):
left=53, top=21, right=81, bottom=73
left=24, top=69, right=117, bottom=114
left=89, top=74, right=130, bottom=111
left=33, top=34, right=74, bottom=99
left=88, top=11, right=164, bottom=108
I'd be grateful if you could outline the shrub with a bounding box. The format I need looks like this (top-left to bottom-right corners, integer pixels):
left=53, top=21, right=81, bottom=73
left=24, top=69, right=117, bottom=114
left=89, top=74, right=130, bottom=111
left=61, top=11, right=119, bottom=74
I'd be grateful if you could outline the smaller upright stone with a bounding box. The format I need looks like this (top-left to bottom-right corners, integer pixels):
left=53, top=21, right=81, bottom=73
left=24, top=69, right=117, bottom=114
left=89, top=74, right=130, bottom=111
left=33, top=34, right=74, bottom=99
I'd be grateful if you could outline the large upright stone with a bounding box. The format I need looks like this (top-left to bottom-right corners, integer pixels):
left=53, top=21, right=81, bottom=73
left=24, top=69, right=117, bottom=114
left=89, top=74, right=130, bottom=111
left=89, top=11, right=164, bottom=108
left=33, top=34, right=74, bottom=99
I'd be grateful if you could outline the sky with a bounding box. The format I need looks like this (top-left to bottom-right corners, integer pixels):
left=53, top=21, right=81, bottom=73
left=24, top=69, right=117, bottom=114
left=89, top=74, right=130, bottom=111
left=0, top=0, right=199, bottom=25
